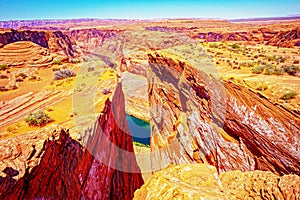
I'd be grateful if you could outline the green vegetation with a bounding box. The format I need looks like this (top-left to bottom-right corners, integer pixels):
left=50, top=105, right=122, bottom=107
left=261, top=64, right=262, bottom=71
left=239, top=62, right=255, bottom=68
left=282, top=65, right=299, bottom=76
left=0, top=64, right=8, bottom=70
left=230, top=43, right=240, bottom=50
left=209, top=43, right=219, bottom=48
left=133, top=141, right=150, bottom=148
left=264, top=65, right=284, bottom=75
left=256, top=82, right=268, bottom=91
left=280, top=92, right=297, bottom=100
left=53, top=59, right=62, bottom=65
left=24, top=111, right=53, bottom=127
left=252, top=66, right=265, bottom=74
left=251, top=65, right=284, bottom=75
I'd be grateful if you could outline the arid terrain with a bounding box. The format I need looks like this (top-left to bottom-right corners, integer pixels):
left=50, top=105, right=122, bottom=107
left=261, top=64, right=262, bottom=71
left=0, top=17, right=299, bottom=199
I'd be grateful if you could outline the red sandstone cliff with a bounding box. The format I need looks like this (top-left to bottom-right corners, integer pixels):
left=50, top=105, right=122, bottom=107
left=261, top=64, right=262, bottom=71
left=0, top=29, right=77, bottom=58
left=0, top=82, right=143, bottom=200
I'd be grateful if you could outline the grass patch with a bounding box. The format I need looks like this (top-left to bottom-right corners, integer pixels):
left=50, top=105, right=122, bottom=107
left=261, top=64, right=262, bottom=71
left=280, top=92, right=297, bottom=100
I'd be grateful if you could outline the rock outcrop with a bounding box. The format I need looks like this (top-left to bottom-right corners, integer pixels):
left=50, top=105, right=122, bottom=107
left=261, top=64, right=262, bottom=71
left=0, top=41, right=53, bottom=67
left=147, top=52, right=300, bottom=175
left=134, top=164, right=300, bottom=199
left=0, top=82, right=144, bottom=199
left=0, top=29, right=77, bottom=59
left=190, top=28, right=300, bottom=47
left=69, top=28, right=121, bottom=52
left=266, top=28, right=300, bottom=47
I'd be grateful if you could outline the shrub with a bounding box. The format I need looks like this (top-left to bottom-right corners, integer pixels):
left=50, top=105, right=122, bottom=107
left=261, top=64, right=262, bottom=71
left=252, top=66, right=265, bottom=74
left=0, top=74, right=8, bottom=79
left=0, top=64, right=8, bottom=70
left=280, top=92, right=297, bottom=100
left=231, top=43, right=240, bottom=49
left=88, top=67, right=95, bottom=72
left=256, top=83, right=268, bottom=91
left=53, top=59, right=62, bottom=65
left=293, top=60, right=299, bottom=64
left=24, top=111, right=53, bottom=127
left=45, top=106, right=54, bottom=112
left=54, top=69, right=76, bottom=80
left=16, top=73, right=27, bottom=79
left=209, top=43, right=219, bottom=48
left=264, top=65, right=284, bottom=75
left=283, top=65, right=299, bottom=76
left=239, top=62, right=255, bottom=68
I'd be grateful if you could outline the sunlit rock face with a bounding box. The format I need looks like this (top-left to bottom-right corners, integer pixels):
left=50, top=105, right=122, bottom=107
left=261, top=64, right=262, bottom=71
left=0, top=82, right=144, bottom=200
left=0, top=29, right=77, bottom=59
left=147, top=52, right=300, bottom=175
left=134, top=164, right=300, bottom=200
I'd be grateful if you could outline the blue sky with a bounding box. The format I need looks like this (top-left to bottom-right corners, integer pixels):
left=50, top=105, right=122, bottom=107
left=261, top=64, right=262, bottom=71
left=1, top=0, right=299, bottom=20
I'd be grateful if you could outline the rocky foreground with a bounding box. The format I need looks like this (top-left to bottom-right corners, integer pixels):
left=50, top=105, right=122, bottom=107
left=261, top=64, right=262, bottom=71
left=134, top=164, right=300, bottom=199
left=0, top=83, right=144, bottom=200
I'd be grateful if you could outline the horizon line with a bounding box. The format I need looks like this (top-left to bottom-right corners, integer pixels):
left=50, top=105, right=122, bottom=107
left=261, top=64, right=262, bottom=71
left=1, top=14, right=300, bottom=22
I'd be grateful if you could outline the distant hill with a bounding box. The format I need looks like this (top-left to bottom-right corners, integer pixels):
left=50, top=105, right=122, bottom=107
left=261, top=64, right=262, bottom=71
left=230, top=15, right=300, bottom=22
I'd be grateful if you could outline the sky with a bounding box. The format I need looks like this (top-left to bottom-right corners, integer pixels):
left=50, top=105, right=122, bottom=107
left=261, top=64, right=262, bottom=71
left=1, top=0, right=300, bottom=21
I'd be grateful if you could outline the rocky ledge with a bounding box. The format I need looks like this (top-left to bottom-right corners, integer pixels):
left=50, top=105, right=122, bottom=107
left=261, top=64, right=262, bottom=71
left=134, top=164, right=300, bottom=199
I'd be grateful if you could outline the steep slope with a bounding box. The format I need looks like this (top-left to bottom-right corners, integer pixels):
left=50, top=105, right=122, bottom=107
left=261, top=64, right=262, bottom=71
left=147, top=52, right=300, bottom=175
left=0, top=82, right=144, bottom=199
left=134, top=164, right=300, bottom=199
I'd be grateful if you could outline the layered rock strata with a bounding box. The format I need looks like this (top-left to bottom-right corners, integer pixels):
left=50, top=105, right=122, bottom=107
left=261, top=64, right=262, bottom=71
left=147, top=52, right=300, bottom=175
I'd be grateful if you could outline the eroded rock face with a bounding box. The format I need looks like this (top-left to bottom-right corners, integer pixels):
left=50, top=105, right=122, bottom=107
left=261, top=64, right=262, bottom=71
left=134, top=164, right=300, bottom=200
left=191, top=28, right=300, bottom=47
left=69, top=28, right=121, bottom=52
left=0, top=82, right=144, bottom=200
left=147, top=52, right=300, bottom=175
left=0, top=29, right=77, bottom=58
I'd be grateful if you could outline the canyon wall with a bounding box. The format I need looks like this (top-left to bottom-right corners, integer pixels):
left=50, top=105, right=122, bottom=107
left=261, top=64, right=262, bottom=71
left=0, top=29, right=77, bottom=58
left=145, top=27, right=300, bottom=47
left=147, top=52, right=300, bottom=175
left=0, top=82, right=143, bottom=199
